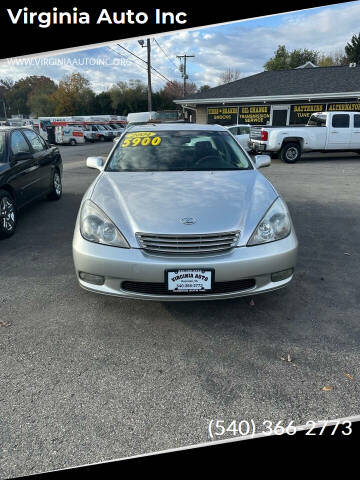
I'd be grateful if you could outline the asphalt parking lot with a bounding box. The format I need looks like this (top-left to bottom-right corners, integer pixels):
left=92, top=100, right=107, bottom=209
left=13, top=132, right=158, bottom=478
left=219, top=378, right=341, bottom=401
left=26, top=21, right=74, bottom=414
left=1, top=142, right=360, bottom=477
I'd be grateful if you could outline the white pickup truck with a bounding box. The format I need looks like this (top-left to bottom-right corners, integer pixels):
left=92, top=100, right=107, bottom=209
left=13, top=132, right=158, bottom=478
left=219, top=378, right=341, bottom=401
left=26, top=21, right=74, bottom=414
left=248, top=111, right=360, bottom=163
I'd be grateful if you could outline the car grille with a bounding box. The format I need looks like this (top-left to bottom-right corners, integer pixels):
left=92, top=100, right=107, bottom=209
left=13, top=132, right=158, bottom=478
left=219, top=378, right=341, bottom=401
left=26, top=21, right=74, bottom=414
left=135, top=231, right=240, bottom=254
left=121, top=279, right=255, bottom=295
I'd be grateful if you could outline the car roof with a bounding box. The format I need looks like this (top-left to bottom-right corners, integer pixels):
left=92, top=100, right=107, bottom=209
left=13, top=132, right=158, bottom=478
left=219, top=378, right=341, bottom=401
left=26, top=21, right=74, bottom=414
left=0, top=126, right=34, bottom=132
left=226, top=124, right=251, bottom=128
left=127, top=123, right=228, bottom=132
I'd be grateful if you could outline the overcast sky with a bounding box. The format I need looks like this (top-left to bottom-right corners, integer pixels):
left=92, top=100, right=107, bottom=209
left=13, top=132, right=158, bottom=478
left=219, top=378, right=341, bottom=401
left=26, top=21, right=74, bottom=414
left=1, top=1, right=360, bottom=92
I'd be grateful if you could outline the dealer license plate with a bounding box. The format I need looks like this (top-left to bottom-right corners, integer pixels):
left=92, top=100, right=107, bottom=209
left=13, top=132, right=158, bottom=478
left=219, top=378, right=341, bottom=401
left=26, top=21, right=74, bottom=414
left=167, top=269, right=213, bottom=293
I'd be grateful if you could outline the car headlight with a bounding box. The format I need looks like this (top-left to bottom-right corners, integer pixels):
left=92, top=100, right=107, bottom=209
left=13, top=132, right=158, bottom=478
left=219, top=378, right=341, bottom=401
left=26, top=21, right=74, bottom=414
left=80, top=200, right=130, bottom=248
left=248, top=197, right=291, bottom=246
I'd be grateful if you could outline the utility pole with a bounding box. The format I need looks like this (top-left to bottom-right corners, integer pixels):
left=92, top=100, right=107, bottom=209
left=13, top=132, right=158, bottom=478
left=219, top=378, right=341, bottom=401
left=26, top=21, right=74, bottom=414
left=177, top=54, right=195, bottom=98
left=138, top=39, right=152, bottom=113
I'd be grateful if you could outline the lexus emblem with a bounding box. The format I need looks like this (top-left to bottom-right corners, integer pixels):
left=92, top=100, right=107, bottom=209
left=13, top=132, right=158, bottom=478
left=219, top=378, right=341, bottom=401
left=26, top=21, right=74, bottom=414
left=180, top=217, right=196, bottom=225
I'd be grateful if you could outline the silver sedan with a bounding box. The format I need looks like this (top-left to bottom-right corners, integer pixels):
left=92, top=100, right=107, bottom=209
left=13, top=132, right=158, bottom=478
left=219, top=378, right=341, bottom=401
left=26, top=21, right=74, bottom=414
left=72, top=123, right=298, bottom=301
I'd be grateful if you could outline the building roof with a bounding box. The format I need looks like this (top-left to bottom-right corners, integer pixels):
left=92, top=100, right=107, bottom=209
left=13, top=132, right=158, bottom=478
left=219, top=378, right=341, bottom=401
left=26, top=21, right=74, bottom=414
left=175, top=65, right=360, bottom=105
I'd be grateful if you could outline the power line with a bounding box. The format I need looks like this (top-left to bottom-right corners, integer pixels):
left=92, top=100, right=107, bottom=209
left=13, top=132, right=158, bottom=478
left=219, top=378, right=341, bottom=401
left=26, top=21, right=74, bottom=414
left=107, top=45, right=170, bottom=85
left=153, top=38, right=179, bottom=70
left=117, top=43, right=177, bottom=86
left=107, top=46, right=148, bottom=74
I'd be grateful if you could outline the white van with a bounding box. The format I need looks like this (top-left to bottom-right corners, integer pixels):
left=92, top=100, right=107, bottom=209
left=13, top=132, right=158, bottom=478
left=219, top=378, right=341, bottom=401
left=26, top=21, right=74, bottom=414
left=55, top=125, right=85, bottom=145
left=127, top=112, right=158, bottom=123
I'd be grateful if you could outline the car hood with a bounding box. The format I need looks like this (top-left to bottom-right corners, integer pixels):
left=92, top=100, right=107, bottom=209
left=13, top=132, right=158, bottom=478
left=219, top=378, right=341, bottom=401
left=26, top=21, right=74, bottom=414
left=90, top=170, right=278, bottom=247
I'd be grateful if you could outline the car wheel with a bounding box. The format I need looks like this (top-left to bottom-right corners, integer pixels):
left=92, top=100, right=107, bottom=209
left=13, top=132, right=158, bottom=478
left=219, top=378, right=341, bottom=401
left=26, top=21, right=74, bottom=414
left=0, top=189, right=17, bottom=239
left=280, top=143, right=301, bottom=163
left=69, top=139, right=77, bottom=146
left=47, top=170, right=62, bottom=201
left=99, top=135, right=105, bottom=142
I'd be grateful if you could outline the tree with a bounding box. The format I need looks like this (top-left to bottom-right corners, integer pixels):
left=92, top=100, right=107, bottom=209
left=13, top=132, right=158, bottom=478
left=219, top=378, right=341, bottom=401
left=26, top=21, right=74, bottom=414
left=218, top=68, right=241, bottom=84
left=27, top=92, right=56, bottom=117
left=318, top=49, right=348, bottom=67
left=158, top=80, right=197, bottom=101
left=345, top=33, right=360, bottom=64
left=198, top=84, right=211, bottom=93
left=264, top=45, right=289, bottom=70
left=51, top=73, right=93, bottom=115
left=264, top=45, right=320, bottom=70
left=5, top=76, right=57, bottom=116
left=109, top=80, right=148, bottom=114
left=288, top=48, right=319, bottom=68
left=92, top=92, right=113, bottom=114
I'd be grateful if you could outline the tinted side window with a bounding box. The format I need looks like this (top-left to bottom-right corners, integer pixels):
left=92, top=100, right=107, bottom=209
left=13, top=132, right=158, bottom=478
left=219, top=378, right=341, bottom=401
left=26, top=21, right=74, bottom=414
left=239, top=126, right=250, bottom=135
left=354, top=114, right=360, bottom=128
left=228, top=127, right=237, bottom=135
left=23, top=129, right=46, bottom=152
left=0, top=133, right=5, bottom=163
left=332, top=114, right=349, bottom=128
left=11, top=130, right=31, bottom=154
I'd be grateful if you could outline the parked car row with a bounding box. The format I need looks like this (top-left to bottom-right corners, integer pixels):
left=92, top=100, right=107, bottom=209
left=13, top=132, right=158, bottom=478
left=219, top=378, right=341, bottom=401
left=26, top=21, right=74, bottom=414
left=1, top=121, right=298, bottom=303
left=84, top=123, right=126, bottom=143
left=52, top=123, right=126, bottom=145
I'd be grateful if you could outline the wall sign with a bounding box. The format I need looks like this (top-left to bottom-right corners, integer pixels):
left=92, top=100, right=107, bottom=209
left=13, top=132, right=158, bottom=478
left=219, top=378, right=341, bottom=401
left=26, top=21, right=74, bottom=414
left=207, top=107, right=238, bottom=125
left=238, top=105, right=270, bottom=125
left=289, top=104, right=326, bottom=124
left=327, top=103, right=360, bottom=111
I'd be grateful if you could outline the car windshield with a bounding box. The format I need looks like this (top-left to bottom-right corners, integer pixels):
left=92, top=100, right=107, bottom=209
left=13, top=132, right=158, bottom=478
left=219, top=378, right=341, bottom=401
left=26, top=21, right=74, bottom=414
left=106, top=130, right=253, bottom=172
left=0, top=133, right=6, bottom=162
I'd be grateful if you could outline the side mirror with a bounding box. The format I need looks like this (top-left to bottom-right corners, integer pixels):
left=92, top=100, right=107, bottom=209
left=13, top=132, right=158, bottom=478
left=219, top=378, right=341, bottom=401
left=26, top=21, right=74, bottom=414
left=254, top=155, right=271, bottom=168
left=86, top=156, right=104, bottom=171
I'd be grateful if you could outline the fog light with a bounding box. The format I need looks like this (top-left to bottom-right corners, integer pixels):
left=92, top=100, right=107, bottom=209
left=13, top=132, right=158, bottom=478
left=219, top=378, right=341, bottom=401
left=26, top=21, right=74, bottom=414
left=79, top=272, right=105, bottom=285
left=271, top=268, right=294, bottom=282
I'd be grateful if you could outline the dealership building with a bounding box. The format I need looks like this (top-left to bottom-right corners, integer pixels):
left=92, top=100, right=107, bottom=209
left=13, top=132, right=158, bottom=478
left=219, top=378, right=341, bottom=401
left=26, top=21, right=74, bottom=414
left=174, top=64, right=360, bottom=126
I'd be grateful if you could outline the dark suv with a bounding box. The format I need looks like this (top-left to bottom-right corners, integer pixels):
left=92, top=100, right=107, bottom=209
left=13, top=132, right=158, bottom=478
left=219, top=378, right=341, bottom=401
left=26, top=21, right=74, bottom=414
left=0, top=126, right=63, bottom=239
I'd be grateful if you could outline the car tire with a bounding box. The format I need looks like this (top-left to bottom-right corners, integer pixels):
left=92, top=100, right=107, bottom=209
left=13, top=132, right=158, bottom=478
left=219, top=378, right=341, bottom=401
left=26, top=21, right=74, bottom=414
left=280, top=143, right=301, bottom=163
left=47, top=170, right=62, bottom=201
left=99, top=135, right=105, bottom=142
left=69, top=139, right=77, bottom=146
left=0, top=189, right=17, bottom=239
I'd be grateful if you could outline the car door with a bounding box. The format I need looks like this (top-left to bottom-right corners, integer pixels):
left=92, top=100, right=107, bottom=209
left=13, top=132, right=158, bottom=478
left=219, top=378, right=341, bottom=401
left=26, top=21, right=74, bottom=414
left=22, top=129, right=53, bottom=195
left=8, top=129, right=39, bottom=205
left=350, top=114, right=360, bottom=148
left=327, top=114, right=351, bottom=149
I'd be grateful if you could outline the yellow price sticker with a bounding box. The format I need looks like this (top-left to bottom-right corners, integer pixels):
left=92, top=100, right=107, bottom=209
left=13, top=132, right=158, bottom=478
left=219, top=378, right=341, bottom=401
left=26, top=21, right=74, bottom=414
left=121, top=133, right=162, bottom=148
left=125, top=131, right=156, bottom=139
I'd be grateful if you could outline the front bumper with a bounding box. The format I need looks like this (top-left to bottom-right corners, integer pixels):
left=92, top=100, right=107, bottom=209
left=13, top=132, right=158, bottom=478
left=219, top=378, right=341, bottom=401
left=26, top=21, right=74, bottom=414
left=73, top=228, right=298, bottom=301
